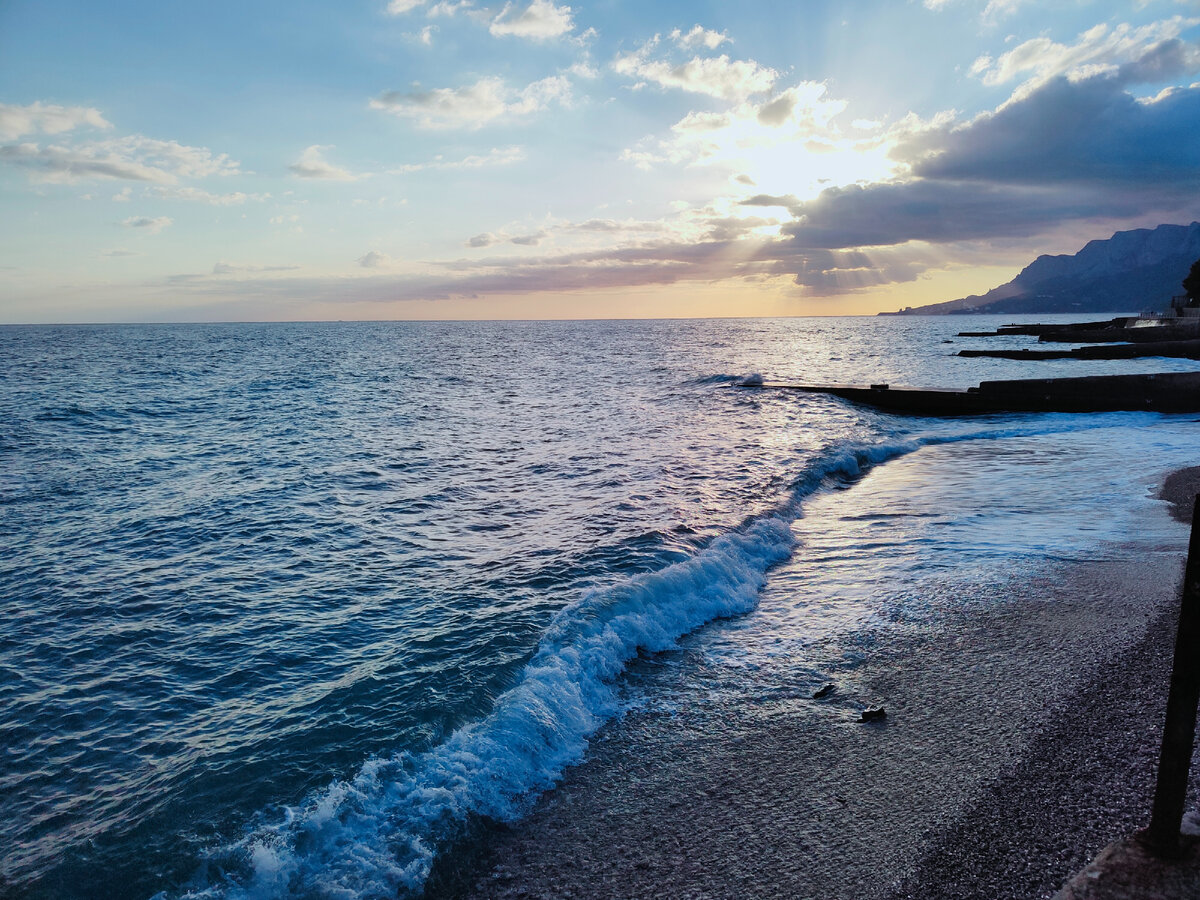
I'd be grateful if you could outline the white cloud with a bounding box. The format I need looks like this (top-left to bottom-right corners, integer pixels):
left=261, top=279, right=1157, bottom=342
left=971, top=17, right=1200, bottom=88
left=489, top=0, right=573, bottom=40
left=620, top=81, right=862, bottom=194
left=612, top=40, right=777, bottom=101
left=358, top=251, right=389, bottom=268
left=371, top=75, right=570, bottom=128
left=569, top=61, right=599, bottom=79
left=981, top=0, right=1030, bottom=23
left=390, top=145, right=525, bottom=173
left=112, top=187, right=132, bottom=202
left=212, top=261, right=301, bottom=275
left=386, top=0, right=426, bottom=13
left=418, top=25, right=435, bottom=45
left=509, top=230, right=547, bottom=245
left=922, top=0, right=1043, bottom=23
left=122, top=215, right=173, bottom=234
left=428, top=0, right=474, bottom=16
left=0, top=101, right=110, bottom=140
left=0, top=135, right=240, bottom=184
left=149, top=186, right=270, bottom=205
left=288, top=145, right=361, bottom=180
left=570, top=217, right=668, bottom=233
left=670, top=25, right=729, bottom=50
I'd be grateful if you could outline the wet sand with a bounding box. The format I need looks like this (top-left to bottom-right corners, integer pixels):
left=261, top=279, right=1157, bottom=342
left=1160, top=466, right=1200, bottom=522
left=425, top=473, right=1197, bottom=900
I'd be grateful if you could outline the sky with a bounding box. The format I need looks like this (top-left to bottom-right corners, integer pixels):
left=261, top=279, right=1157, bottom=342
left=2, top=0, right=1199, bottom=322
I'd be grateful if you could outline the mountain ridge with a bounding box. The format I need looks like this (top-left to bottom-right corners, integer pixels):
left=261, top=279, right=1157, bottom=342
left=884, top=222, right=1200, bottom=315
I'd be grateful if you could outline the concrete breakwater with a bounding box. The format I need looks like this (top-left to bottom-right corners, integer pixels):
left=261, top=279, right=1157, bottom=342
left=958, top=340, right=1200, bottom=361
left=743, top=372, right=1200, bottom=415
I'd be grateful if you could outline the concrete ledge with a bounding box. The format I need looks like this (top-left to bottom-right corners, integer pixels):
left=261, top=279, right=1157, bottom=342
left=1053, top=834, right=1200, bottom=900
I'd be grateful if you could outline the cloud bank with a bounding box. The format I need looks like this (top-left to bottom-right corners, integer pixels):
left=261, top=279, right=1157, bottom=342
left=612, top=37, right=778, bottom=101
left=489, top=1, right=574, bottom=40
left=0, top=102, right=110, bottom=140
left=370, top=75, right=571, bottom=128
left=1, top=135, right=240, bottom=184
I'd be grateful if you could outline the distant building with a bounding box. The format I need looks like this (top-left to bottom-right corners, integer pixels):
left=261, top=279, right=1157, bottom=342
left=1169, top=294, right=1200, bottom=317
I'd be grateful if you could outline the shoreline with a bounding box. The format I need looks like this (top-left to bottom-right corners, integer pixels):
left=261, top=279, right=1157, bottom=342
left=1160, top=466, right=1200, bottom=522
left=423, top=467, right=1197, bottom=899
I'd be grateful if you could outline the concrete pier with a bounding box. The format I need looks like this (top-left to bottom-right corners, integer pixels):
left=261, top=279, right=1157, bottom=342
left=958, top=340, right=1200, bottom=361
left=745, top=371, right=1200, bottom=415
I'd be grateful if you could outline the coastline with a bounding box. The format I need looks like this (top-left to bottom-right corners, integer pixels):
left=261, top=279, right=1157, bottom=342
left=423, top=468, right=1197, bottom=900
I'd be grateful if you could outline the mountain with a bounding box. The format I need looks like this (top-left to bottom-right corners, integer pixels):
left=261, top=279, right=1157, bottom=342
left=884, top=222, right=1200, bottom=315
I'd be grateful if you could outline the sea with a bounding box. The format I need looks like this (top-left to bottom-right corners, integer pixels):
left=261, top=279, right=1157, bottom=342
left=2, top=316, right=1198, bottom=900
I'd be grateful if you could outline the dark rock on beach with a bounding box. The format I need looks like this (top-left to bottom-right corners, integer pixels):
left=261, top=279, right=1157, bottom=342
left=859, top=705, right=887, bottom=722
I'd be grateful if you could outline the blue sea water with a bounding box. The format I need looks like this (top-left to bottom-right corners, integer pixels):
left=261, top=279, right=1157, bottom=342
left=1, top=317, right=1198, bottom=899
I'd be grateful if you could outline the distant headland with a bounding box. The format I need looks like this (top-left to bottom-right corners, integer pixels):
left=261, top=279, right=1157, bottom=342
left=881, top=222, right=1200, bottom=316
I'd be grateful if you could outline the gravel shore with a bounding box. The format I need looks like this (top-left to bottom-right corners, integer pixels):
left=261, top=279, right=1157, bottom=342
left=423, top=470, right=1196, bottom=900
left=886, top=569, right=1195, bottom=900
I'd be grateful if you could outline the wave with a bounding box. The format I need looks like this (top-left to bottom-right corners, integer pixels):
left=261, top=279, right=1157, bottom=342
left=685, top=373, right=756, bottom=386
left=184, top=416, right=1136, bottom=899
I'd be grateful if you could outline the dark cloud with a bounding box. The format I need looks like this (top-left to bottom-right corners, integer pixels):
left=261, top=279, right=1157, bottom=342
left=773, top=65, right=1200, bottom=256
left=780, top=248, right=928, bottom=292
left=741, top=193, right=800, bottom=211
left=1116, top=38, right=1200, bottom=86
left=779, top=180, right=1118, bottom=249
left=510, top=231, right=546, bottom=246
left=756, top=93, right=796, bottom=126
left=901, top=74, right=1200, bottom=189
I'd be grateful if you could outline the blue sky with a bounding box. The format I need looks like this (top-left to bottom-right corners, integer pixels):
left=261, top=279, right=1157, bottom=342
left=2, top=0, right=1199, bottom=321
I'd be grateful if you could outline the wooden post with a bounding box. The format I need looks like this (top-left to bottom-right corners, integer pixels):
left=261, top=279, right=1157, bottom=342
left=1146, top=495, right=1200, bottom=857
